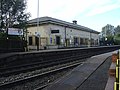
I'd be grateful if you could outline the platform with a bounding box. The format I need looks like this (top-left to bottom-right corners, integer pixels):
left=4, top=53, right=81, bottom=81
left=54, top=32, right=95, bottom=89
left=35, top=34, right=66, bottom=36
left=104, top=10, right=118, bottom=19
left=43, top=51, right=115, bottom=90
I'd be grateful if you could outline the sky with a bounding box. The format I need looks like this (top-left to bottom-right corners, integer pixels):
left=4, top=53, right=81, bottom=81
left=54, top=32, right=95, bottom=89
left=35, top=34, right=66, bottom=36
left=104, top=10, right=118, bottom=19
left=26, top=0, right=120, bottom=32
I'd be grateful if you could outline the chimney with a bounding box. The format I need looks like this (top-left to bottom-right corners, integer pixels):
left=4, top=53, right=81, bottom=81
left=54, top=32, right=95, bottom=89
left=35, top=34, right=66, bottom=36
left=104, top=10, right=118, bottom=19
left=73, top=20, right=77, bottom=24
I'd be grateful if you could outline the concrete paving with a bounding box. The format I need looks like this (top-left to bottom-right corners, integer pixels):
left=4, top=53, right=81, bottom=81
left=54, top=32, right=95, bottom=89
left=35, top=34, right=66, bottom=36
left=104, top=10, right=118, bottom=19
left=77, top=56, right=111, bottom=90
left=43, top=52, right=114, bottom=90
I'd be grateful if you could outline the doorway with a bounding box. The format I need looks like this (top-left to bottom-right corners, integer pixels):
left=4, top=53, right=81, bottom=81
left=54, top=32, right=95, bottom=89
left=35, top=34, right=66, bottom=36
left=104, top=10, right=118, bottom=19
left=56, top=36, right=60, bottom=45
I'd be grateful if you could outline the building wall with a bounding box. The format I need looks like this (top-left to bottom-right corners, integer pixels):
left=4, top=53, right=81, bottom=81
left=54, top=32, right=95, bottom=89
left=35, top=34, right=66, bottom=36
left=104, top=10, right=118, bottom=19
left=27, top=23, right=99, bottom=50
left=27, top=24, right=49, bottom=37
left=47, top=24, right=65, bottom=46
left=48, top=24, right=93, bottom=45
left=27, top=24, right=49, bottom=50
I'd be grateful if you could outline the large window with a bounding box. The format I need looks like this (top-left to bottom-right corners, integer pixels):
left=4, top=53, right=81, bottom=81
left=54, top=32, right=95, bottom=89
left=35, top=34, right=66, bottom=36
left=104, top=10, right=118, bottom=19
left=74, top=37, right=78, bottom=45
left=80, top=38, right=84, bottom=45
left=85, top=38, right=89, bottom=45
left=29, top=37, right=32, bottom=45
left=91, top=39, right=94, bottom=45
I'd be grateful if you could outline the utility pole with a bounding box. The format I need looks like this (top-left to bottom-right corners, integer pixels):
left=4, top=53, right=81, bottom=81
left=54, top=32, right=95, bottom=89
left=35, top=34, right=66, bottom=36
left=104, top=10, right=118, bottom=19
left=37, top=0, right=39, bottom=51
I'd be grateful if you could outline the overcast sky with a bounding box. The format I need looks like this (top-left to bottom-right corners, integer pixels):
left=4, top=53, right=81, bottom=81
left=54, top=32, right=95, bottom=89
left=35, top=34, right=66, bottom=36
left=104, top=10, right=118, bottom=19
left=27, top=0, right=120, bottom=32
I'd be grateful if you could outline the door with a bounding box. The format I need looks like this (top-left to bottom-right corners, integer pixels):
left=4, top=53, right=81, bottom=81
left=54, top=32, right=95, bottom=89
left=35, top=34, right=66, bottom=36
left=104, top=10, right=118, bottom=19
left=56, top=36, right=60, bottom=45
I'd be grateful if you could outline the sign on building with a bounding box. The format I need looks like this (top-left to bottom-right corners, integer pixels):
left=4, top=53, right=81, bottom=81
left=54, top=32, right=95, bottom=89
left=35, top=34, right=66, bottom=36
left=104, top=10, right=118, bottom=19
left=8, top=28, right=23, bottom=35
left=35, top=32, right=40, bottom=37
left=51, top=30, right=59, bottom=34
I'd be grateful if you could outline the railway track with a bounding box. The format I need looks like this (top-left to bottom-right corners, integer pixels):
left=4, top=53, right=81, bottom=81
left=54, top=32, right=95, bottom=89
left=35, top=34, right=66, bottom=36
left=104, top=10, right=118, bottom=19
left=0, top=46, right=119, bottom=89
left=0, top=46, right=118, bottom=73
left=0, top=53, right=90, bottom=77
left=0, top=61, right=82, bottom=90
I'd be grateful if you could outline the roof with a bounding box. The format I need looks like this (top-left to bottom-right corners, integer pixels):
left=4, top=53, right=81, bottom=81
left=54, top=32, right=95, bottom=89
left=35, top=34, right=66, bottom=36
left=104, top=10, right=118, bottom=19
left=27, top=16, right=100, bottom=34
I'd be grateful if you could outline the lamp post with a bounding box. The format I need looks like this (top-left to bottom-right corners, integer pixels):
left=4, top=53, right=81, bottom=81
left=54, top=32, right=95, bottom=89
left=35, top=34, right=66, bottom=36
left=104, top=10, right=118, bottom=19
left=105, top=37, right=107, bottom=46
left=37, top=0, right=39, bottom=51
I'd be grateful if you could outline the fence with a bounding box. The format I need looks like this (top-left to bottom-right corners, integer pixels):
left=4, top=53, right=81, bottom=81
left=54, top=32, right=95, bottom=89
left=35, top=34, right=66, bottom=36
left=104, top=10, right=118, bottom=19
left=0, top=39, right=25, bottom=53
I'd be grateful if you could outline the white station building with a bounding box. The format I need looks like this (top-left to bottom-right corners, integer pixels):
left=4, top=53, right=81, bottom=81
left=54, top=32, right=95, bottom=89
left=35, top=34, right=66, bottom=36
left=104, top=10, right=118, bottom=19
left=27, top=16, right=99, bottom=50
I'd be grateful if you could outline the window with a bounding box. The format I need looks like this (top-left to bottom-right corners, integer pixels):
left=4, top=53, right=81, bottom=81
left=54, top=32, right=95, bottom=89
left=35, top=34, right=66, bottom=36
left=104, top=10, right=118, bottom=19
left=85, top=38, right=89, bottom=45
left=50, top=37, right=52, bottom=44
left=80, top=38, right=84, bottom=45
left=91, top=39, right=94, bottom=45
left=29, top=37, right=32, bottom=45
left=74, top=37, right=78, bottom=45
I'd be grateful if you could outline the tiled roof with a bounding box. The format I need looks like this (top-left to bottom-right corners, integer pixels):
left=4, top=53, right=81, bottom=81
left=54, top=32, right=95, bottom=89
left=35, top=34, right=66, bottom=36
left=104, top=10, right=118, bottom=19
left=28, top=16, right=99, bottom=34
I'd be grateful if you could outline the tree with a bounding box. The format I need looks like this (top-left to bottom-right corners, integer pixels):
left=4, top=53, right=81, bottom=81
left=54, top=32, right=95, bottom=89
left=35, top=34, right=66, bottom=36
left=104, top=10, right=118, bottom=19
left=114, top=34, right=120, bottom=45
left=0, top=32, right=6, bottom=39
left=114, top=25, right=120, bottom=35
left=106, top=35, right=114, bottom=45
left=0, top=0, right=30, bottom=29
left=0, top=0, right=30, bottom=51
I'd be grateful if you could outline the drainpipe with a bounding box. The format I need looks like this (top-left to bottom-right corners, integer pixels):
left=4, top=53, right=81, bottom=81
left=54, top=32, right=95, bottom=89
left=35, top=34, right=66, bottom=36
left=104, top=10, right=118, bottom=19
left=65, top=26, right=67, bottom=47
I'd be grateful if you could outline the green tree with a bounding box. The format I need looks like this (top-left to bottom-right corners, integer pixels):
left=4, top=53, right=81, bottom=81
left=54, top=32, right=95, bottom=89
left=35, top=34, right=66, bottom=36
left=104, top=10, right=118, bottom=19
left=0, top=0, right=30, bottom=29
left=0, top=32, right=7, bottom=39
left=106, top=35, right=114, bottom=45
left=114, top=25, right=120, bottom=35
left=114, top=34, right=120, bottom=45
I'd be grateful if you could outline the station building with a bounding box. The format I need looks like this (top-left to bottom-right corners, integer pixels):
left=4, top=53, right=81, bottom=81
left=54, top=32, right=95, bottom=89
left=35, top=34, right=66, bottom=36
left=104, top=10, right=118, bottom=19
left=27, top=16, right=99, bottom=50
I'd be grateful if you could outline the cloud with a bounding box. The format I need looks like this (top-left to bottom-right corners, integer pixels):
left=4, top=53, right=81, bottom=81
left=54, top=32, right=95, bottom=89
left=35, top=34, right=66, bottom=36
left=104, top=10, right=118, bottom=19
left=26, top=0, right=120, bottom=32
left=27, top=0, right=120, bottom=24
left=86, top=5, right=120, bottom=17
left=114, top=21, right=120, bottom=26
left=86, top=0, right=120, bottom=16
left=27, top=0, right=109, bottom=19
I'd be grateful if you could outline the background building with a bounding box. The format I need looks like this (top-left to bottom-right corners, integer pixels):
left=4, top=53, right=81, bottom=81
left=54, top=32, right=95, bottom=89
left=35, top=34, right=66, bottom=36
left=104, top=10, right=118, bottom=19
left=27, top=17, right=99, bottom=50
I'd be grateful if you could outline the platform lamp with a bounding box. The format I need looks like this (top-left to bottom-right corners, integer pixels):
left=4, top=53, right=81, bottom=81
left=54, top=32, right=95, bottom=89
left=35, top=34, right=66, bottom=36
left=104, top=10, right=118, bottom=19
left=105, top=37, right=107, bottom=45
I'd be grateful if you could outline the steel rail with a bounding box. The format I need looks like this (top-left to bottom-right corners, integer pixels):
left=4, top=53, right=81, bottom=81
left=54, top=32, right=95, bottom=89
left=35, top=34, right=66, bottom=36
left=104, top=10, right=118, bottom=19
left=0, top=61, right=81, bottom=89
left=0, top=53, right=91, bottom=77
